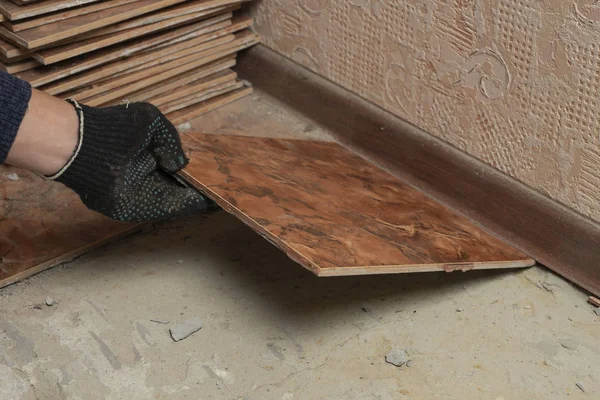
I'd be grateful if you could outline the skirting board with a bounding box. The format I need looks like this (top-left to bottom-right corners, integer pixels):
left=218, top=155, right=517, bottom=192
left=235, top=45, right=600, bottom=296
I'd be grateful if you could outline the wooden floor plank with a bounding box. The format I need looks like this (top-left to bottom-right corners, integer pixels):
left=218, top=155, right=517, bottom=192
left=124, top=57, right=236, bottom=103
left=0, top=0, right=102, bottom=21
left=0, top=57, right=38, bottom=73
left=4, top=0, right=139, bottom=32
left=167, top=86, right=252, bottom=125
left=33, top=3, right=240, bottom=64
left=0, top=166, right=141, bottom=289
left=145, top=68, right=236, bottom=106
left=179, top=134, right=535, bottom=276
left=0, top=0, right=202, bottom=49
left=52, top=30, right=258, bottom=97
left=61, top=33, right=236, bottom=99
left=159, top=79, right=241, bottom=114
left=0, top=36, right=30, bottom=60
left=16, top=14, right=234, bottom=87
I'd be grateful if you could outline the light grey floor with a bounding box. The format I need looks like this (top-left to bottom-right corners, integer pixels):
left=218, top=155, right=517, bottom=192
left=1, top=94, right=598, bottom=399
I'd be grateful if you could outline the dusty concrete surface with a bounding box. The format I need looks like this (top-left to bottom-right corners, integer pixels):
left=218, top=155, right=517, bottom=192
left=1, top=213, right=599, bottom=400
left=1, top=94, right=599, bottom=399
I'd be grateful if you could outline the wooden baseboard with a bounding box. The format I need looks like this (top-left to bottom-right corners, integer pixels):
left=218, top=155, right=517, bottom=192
left=236, top=45, right=600, bottom=297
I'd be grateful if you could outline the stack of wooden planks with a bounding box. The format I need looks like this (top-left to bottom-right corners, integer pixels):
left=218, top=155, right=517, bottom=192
left=0, top=0, right=259, bottom=124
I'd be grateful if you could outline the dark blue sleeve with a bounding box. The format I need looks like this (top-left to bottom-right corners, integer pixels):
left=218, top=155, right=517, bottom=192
left=0, top=71, right=32, bottom=164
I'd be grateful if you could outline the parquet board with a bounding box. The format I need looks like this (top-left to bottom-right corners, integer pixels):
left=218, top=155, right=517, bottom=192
left=179, top=134, right=535, bottom=276
left=0, top=166, right=141, bottom=289
left=0, top=0, right=221, bottom=49
left=34, top=8, right=234, bottom=64
left=0, top=0, right=102, bottom=21
left=123, top=56, right=236, bottom=103
left=167, top=86, right=252, bottom=125
left=159, top=79, right=241, bottom=114
left=145, top=68, right=236, bottom=106
left=3, top=0, right=138, bottom=32
left=60, top=33, right=236, bottom=99
left=0, top=57, right=38, bottom=73
left=16, top=14, right=234, bottom=87
left=50, top=30, right=258, bottom=97
left=0, top=36, right=29, bottom=60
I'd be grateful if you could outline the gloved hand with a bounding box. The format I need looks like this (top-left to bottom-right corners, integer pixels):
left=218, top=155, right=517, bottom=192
left=48, top=99, right=215, bottom=222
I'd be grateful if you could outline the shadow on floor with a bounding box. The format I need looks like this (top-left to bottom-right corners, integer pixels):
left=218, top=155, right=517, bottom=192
left=82, top=211, right=523, bottom=325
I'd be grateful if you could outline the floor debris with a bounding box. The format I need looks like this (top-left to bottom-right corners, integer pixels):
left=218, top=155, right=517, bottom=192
left=150, top=319, right=170, bottom=324
left=178, top=122, right=192, bottom=132
left=576, top=381, right=585, bottom=392
left=6, top=173, right=19, bottom=181
left=594, top=307, right=600, bottom=317
left=45, top=297, right=57, bottom=306
left=537, top=282, right=555, bottom=292
left=169, top=317, right=204, bottom=342
left=588, top=296, right=600, bottom=307
left=385, top=349, right=411, bottom=367
left=176, top=260, right=184, bottom=264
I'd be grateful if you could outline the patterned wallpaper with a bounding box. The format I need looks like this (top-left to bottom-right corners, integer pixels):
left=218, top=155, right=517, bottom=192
left=247, top=0, right=600, bottom=222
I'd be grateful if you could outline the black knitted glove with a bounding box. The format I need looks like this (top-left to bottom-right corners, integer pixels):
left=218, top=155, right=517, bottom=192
left=49, top=100, right=215, bottom=222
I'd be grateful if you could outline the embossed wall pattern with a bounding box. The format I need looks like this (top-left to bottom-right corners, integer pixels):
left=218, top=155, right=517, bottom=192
left=247, top=0, right=600, bottom=222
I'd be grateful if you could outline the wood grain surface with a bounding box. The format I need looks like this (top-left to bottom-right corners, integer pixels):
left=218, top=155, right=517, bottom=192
left=160, top=79, right=241, bottom=113
left=32, top=2, right=240, bottom=64
left=179, top=134, right=534, bottom=276
left=124, top=56, right=236, bottom=103
left=4, top=0, right=139, bottom=32
left=17, top=14, right=233, bottom=87
left=42, top=28, right=254, bottom=96
left=1, top=0, right=193, bottom=48
left=0, top=57, right=38, bottom=73
left=146, top=68, right=236, bottom=106
left=0, top=0, right=101, bottom=21
left=0, top=36, right=29, bottom=60
left=62, top=33, right=236, bottom=100
left=34, top=8, right=234, bottom=65
left=0, top=166, right=140, bottom=289
left=167, top=86, right=252, bottom=125
left=57, top=30, right=258, bottom=101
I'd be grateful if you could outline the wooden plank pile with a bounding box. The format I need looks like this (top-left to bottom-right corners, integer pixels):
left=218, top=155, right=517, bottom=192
left=0, top=0, right=259, bottom=124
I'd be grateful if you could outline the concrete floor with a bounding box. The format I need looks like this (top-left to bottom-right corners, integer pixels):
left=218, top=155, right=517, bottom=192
left=1, top=93, right=599, bottom=399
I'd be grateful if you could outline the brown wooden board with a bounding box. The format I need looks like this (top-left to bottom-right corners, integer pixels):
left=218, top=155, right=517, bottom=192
left=145, top=68, right=236, bottom=106
left=124, top=56, right=236, bottom=103
left=167, top=86, right=252, bottom=125
left=179, top=133, right=535, bottom=276
left=0, top=0, right=101, bottom=21
left=4, top=0, right=139, bottom=32
left=60, top=33, right=236, bottom=100
left=9, top=0, right=49, bottom=8
left=49, top=29, right=258, bottom=97
left=0, top=36, right=30, bottom=60
left=0, top=57, right=38, bottom=72
left=159, top=79, right=241, bottom=114
left=0, top=0, right=200, bottom=49
left=34, top=8, right=236, bottom=64
left=17, top=14, right=235, bottom=87
left=0, top=166, right=141, bottom=289
left=97, top=68, right=237, bottom=107
left=63, top=1, right=240, bottom=44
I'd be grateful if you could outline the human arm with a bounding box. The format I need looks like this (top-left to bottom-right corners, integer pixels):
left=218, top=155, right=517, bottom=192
left=1, top=71, right=214, bottom=222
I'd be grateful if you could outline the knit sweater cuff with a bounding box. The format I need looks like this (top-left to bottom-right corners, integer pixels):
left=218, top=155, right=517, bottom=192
left=0, top=71, right=32, bottom=164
